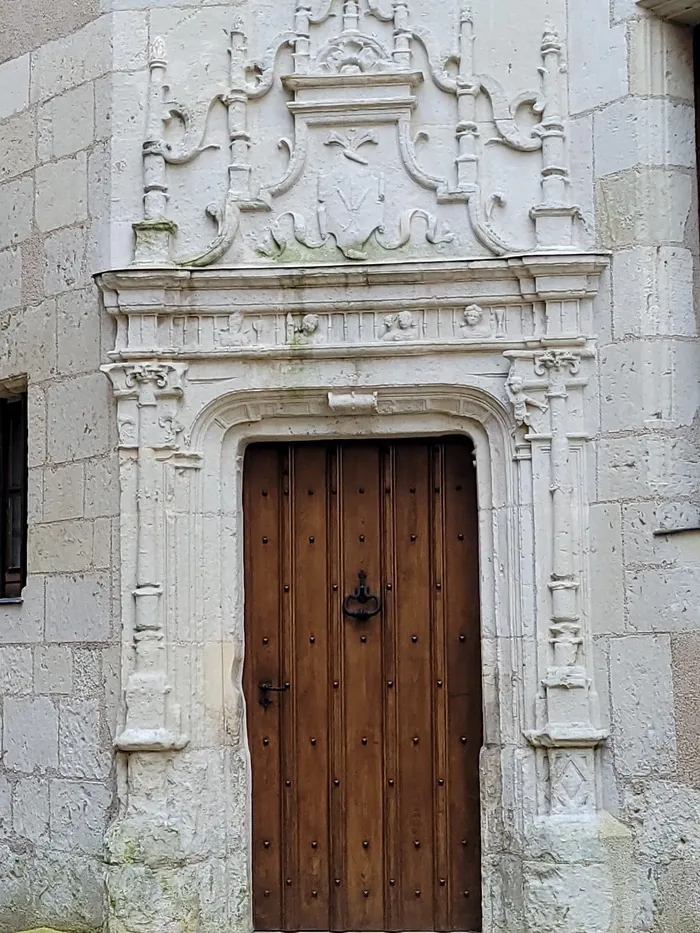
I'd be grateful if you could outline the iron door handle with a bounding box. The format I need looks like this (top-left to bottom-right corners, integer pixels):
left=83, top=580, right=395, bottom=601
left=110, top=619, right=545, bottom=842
left=343, top=571, right=382, bottom=622
left=259, top=681, right=290, bottom=709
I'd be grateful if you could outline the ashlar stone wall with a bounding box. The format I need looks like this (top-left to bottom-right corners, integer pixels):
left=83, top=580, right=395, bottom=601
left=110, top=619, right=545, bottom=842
left=0, top=8, right=148, bottom=931
left=579, top=3, right=700, bottom=931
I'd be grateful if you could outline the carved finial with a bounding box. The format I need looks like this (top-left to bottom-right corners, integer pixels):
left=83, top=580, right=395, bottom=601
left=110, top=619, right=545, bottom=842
left=541, top=20, right=562, bottom=54
left=461, top=6, right=474, bottom=24
left=149, top=36, right=167, bottom=67
left=231, top=16, right=246, bottom=37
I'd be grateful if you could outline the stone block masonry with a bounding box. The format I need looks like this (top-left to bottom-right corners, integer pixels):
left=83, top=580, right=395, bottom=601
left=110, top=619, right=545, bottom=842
left=0, top=7, right=145, bottom=932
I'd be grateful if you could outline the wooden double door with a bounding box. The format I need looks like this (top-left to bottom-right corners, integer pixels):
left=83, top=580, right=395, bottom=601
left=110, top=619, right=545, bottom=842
left=243, top=438, right=483, bottom=932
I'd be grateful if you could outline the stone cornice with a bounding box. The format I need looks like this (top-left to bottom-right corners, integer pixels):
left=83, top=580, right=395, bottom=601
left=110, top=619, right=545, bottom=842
left=96, top=253, right=609, bottom=298
left=95, top=254, right=608, bottom=361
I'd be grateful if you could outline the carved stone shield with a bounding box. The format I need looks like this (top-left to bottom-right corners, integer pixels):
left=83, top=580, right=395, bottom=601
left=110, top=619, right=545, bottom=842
left=318, top=167, right=385, bottom=260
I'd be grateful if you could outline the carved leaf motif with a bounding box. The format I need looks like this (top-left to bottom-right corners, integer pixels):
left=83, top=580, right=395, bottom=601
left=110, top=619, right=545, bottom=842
left=325, top=129, right=379, bottom=165
left=316, top=32, right=393, bottom=74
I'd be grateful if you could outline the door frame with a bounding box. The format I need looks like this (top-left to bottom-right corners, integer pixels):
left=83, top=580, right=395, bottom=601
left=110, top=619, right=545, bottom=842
left=191, top=385, right=529, bottom=933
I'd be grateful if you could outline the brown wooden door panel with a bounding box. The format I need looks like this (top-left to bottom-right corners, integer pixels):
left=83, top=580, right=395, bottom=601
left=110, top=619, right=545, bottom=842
left=244, top=438, right=482, bottom=933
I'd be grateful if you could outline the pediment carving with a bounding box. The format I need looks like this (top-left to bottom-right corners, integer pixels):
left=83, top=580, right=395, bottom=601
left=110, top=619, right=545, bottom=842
left=131, top=1, right=584, bottom=268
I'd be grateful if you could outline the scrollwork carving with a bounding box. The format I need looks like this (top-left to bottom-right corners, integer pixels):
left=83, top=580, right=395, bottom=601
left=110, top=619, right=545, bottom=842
left=131, top=6, right=579, bottom=267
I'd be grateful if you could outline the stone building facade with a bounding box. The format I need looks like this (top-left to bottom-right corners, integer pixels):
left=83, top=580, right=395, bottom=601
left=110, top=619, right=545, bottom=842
left=0, top=1, right=699, bottom=932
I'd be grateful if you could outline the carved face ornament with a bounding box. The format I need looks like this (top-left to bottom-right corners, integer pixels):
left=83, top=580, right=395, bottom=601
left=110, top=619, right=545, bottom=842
left=464, top=305, right=483, bottom=327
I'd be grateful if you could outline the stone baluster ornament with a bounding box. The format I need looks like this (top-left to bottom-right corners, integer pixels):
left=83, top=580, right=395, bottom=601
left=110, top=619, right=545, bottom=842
left=455, top=8, right=479, bottom=191
left=294, top=1, right=313, bottom=73
left=392, top=0, right=413, bottom=69
left=132, top=38, right=178, bottom=266
left=530, top=22, right=580, bottom=249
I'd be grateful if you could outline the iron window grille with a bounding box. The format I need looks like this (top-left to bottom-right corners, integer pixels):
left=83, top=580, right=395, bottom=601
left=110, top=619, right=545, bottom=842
left=0, top=393, right=27, bottom=599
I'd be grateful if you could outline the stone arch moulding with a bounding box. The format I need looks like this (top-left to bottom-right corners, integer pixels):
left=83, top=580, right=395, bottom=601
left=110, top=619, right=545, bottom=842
left=97, top=252, right=633, bottom=933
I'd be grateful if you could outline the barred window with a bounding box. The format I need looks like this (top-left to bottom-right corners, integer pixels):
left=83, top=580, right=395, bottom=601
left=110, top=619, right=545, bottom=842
left=0, top=393, right=27, bottom=599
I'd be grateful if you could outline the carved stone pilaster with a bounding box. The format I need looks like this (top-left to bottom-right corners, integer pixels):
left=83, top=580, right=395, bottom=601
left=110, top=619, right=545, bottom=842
left=505, top=348, right=607, bottom=817
left=103, top=362, right=189, bottom=753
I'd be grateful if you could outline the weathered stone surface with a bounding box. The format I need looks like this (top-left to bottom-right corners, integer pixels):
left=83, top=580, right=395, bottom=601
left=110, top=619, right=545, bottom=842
left=610, top=635, right=677, bottom=779
left=0, top=53, right=29, bottom=118
left=37, top=83, right=95, bottom=162
left=0, top=110, right=36, bottom=183
left=43, top=224, right=88, bottom=296
left=35, top=154, right=88, bottom=234
left=45, top=572, right=111, bottom=642
left=47, top=373, right=111, bottom=462
left=12, top=777, right=49, bottom=842
left=3, top=697, right=58, bottom=772
left=49, top=778, right=112, bottom=854
left=0, top=246, right=21, bottom=312
left=58, top=698, right=111, bottom=780
left=29, top=16, right=108, bottom=102
left=0, top=176, right=33, bottom=249
left=34, top=645, right=73, bottom=695
left=0, top=646, right=33, bottom=695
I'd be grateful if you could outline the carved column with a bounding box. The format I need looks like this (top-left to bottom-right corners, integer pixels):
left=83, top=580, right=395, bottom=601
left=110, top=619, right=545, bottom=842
left=343, top=0, right=360, bottom=31
left=226, top=20, right=254, bottom=201
left=103, top=362, right=189, bottom=752
left=530, top=23, right=580, bottom=249
left=455, top=7, right=479, bottom=191
left=133, top=39, right=178, bottom=266
left=392, top=0, right=413, bottom=70
left=294, top=1, right=313, bottom=73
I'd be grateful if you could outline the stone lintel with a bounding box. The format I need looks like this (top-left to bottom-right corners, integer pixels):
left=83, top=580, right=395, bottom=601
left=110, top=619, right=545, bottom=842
left=637, top=0, right=700, bottom=24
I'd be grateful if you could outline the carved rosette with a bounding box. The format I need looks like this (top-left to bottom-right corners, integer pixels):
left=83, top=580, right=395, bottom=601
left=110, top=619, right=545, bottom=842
left=103, top=362, right=189, bottom=753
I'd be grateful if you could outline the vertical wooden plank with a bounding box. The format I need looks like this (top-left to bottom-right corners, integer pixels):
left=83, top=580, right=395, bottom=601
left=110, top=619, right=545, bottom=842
left=341, top=443, right=385, bottom=931
left=381, top=444, right=399, bottom=932
left=444, top=438, right=483, bottom=933
left=280, top=446, right=299, bottom=931
left=291, top=444, right=332, bottom=931
left=244, top=445, right=284, bottom=931
left=394, top=443, right=435, bottom=931
left=329, top=445, right=346, bottom=933
left=432, top=442, right=450, bottom=933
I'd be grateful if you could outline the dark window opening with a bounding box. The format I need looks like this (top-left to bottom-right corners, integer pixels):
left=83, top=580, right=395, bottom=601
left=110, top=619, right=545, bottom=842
left=0, top=393, right=27, bottom=598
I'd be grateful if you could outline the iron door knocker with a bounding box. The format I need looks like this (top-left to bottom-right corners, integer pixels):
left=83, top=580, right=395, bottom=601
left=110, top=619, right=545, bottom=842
left=343, top=571, right=382, bottom=622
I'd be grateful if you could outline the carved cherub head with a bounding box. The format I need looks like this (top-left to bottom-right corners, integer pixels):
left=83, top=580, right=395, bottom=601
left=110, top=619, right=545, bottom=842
left=300, top=313, right=319, bottom=336
left=464, top=304, right=483, bottom=327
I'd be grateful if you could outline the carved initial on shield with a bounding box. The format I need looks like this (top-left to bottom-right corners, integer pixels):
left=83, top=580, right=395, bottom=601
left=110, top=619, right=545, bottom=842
left=318, top=167, right=385, bottom=261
